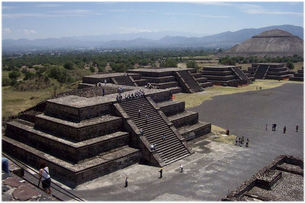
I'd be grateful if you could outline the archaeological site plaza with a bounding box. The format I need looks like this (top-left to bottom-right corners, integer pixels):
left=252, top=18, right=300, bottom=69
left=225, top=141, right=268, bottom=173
left=2, top=65, right=303, bottom=201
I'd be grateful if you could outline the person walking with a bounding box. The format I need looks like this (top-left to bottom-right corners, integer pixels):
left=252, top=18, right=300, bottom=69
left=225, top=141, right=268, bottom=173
left=145, top=114, right=149, bottom=124
left=2, top=158, right=10, bottom=175
left=159, top=168, right=163, bottom=179
left=180, top=165, right=184, bottom=173
left=265, top=124, right=268, bottom=131
left=39, top=163, right=52, bottom=194
left=138, top=109, right=141, bottom=118
left=125, top=177, right=128, bottom=188
left=283, top=126, right=286, bottom=134
left=140, top=128, right=144, bottom=136
left=296, top=125, right=299, bottom=132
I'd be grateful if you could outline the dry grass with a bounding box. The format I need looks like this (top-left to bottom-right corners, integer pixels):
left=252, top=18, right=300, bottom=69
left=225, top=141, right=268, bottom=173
left=208, top=125, right=236, bottom=145
left=2, top=81, right=79, bottom=119
left=174, top=79, right=299, bottom=109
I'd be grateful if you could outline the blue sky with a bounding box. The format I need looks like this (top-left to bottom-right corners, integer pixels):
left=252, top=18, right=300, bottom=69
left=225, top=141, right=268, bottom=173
left=2, top=1, right=304, bottom=40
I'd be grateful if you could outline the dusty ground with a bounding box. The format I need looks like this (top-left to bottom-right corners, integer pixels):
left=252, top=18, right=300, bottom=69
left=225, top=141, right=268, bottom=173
left=71, top=82, right=303, bottom=201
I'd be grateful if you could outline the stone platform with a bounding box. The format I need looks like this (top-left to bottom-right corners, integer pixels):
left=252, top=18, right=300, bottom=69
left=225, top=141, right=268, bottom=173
left=200, top=65, right=251, bottom=87
left=222, top=155, right=303, bottom=201
left=249, top=63, right=291, bottom=80
left=4, top=83, right=211, bottom=188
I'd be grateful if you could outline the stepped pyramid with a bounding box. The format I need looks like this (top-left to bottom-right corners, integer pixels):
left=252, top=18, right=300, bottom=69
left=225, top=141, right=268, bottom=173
left=223, top=29, right=303, bottom=57
left=3, top=84, right=211, bottom=187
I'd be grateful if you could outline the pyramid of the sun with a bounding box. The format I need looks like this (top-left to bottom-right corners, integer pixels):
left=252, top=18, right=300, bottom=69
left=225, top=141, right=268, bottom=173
left=223, top=29, right=303, bottom=57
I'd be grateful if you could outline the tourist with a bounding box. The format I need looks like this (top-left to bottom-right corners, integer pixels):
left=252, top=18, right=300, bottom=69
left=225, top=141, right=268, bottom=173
left=140, top=128, right=144, bottom=136
left=272, top=124, right=277, bottom=131
left=2, top=158, right=10, bottom=174
left=125, top=177, right=128, bottom=188
left=235, top=137, right=238, bottom=145
left=159, top=168, right=163, bottom=179
left=138, top=109, right=141, bottom=118
left=283, top=126, right=286, bottom=134
left=150, top=144, right=155, bottom=151
left=296, top=125, right=299, bottom=132
left=245, top=139, right=249, bottom=147
left=265, top=124, right=268, bottom=131
left=180, top=165, right=184, bottom=173
left=145, top=114, right=149, bottom=124
left=162, top=135, right=166, bottom=140
left=104, top=79, right=107, bottom=84
left=241, top=136, right=244, bottom=144
left=102, top=88, right=105, bottom=96
left=39, top=163, right=52, bottom=194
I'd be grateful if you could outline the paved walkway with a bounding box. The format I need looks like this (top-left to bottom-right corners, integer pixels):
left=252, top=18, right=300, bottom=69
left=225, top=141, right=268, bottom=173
left=73, top=83, right=303, bottom=201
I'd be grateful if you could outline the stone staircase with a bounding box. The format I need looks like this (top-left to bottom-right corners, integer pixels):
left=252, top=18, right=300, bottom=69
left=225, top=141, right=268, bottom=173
left=175, top=70, right=203, bottom=93
left=254, top=65, right=270, bottom=79
left=231, top=67, right=250, bottom=83
left=119, top=97, right=191, bottom=165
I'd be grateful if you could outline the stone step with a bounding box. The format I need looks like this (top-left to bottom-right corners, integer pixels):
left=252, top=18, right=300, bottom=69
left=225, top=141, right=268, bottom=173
left=151, top=81, right=178, bottom=89
left=167, top=86, right=182, bottom=94
left=196, top=77, right=208, bottom=83
left=178, top=121, right=211, bottom=141
left=35, top=114, right=123, bottom=142
left=157, top=100, right=185, bottom=116
left=191, top=73, right=203, bottom=78
left=2, top=136, right=140, bottom=188
left=200, top=82, right=213, bottom=88
left=168, top=111, right=198, bottom=128
left=5, top=120, right=130, bottom=164
left=119, top=97, right=190, bottom=166
left=201, top=74, right=236, bottom=80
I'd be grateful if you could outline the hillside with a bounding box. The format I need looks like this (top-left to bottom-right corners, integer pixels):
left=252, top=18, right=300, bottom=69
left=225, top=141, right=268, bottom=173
left=3, top=25, right=303, bottom=52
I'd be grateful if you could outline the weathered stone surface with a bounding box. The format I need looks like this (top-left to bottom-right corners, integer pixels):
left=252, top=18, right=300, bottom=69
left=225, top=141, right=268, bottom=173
left=12, top=184, right=41, bottom=201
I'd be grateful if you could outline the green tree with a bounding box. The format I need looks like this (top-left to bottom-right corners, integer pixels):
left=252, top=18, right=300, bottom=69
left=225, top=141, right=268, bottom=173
left=287, top=62, right=294, bottom=70
left=9, top=71, right=20, bottom=80
left=64, top=62, right=74, bottom=70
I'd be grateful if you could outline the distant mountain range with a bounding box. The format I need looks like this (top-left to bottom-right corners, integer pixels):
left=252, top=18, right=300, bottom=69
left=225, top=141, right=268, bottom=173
left=3, top=24, right=303, bottom=53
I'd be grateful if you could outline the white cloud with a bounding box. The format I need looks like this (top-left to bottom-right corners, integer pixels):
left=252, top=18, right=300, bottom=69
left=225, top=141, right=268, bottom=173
left=234, top=3, right=302, bottom=16
left=24, top=29, right=37, bottom=35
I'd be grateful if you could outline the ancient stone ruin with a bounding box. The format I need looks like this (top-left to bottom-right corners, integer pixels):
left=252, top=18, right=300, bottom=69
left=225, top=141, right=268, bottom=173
left=3, top=83, right=211, bottom=188
left=199, top=65, right=253, bottom=87
left=247, top=63, right=290, bottom=80
left=222, top=155, right=303, bottom=201
left=222, top=29, right=303, bottom=57
left=290, top=67, right=304, bottom=82
left=80, top=68, right=210, bottom=93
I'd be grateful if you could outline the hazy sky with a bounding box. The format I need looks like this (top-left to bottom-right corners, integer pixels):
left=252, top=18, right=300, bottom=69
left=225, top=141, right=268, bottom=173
left=2, top=1, right=304, bottom=40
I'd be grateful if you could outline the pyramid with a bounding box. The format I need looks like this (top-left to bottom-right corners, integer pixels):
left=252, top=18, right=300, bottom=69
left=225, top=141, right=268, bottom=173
left=222, top=29, right=303, bottom=57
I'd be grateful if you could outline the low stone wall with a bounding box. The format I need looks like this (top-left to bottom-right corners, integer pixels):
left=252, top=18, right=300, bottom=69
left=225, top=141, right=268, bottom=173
left=142, top=76, right=176, bottom=83
left=171, top=112, right=198, bottom=128
left=45, top=101, right=112, bottom=122
left=159, top=101, right=185, bottom=116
